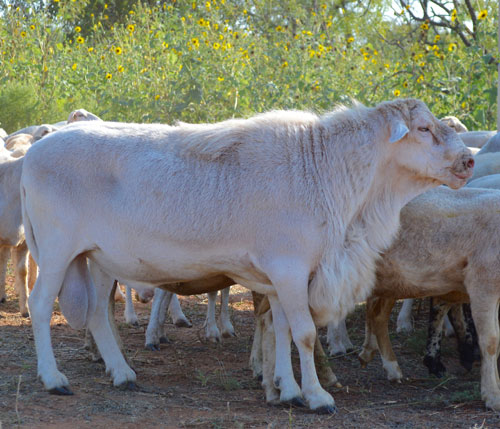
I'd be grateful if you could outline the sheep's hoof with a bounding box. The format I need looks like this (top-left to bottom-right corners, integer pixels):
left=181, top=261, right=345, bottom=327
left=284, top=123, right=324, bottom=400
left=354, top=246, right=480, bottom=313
left=21, top=312, right=30, bottom=318
left=222, top=331, right=236, bottom=338
left=174, top=319, right=192, bottom=328
left=145, top=343, right=160, bottom=352
left=283, top=396, right=307, bottom=408
left=49, top=386, right=73, bottom=396
left=314, top=404, right=337, bottom=415
left=159, top=336, right=170, bottom=344
left=0, top=296, right=5, bottom=303
left=118, top=381, right=138, bottom=391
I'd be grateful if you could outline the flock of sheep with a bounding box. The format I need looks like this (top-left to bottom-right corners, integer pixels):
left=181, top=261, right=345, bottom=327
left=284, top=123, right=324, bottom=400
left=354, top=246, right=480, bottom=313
left=0, top=99, right=499, bottom=416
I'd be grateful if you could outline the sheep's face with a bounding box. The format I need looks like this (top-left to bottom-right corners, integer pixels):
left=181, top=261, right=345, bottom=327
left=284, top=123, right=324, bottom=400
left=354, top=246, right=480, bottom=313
left=387, top=100, right=474, bottom=190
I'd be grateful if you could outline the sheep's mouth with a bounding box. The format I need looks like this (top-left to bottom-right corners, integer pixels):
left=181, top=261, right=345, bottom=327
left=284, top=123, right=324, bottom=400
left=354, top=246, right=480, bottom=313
left=452, top=171, right=472, bottom=180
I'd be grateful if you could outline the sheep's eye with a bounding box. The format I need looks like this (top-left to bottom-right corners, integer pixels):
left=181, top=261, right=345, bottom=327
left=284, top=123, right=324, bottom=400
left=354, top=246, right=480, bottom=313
left=418, top=127, right=430, bottom=132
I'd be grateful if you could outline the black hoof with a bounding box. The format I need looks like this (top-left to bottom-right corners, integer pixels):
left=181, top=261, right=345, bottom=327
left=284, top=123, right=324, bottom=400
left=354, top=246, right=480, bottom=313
left=21, top=312, right=30, bottom=318
left=283, top=396, right=307, bottom=408
left=256, top=374, right=263, bottom=382
left=314, top=404, right=338, bottom=415
left=222, top=331, right=236, bottom=339
left=423, top=356, right=446, bottom=378
left=0, top=297, right=5, bottom=303
left=146, top=343, right=160, bottom=351
left=174, top=319, right=192, bottom=328
left=159, top=336, right=170, bottom=344
left=49, top=386, right=73, bottom=395
left=118, top=381, right=138, bottom=391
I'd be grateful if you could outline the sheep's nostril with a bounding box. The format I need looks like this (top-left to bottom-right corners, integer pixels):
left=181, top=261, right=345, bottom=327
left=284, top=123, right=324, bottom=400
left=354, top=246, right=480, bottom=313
left=466, top=158, right=474, bottom=169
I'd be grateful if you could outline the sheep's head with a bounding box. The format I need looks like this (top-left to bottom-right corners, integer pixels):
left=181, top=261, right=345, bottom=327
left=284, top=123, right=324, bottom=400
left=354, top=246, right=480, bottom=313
left=440, top=116, right=468, bottom=133
left=381, top=99, right=474, bottom=190
left=67, top=109, right=102, bottom=123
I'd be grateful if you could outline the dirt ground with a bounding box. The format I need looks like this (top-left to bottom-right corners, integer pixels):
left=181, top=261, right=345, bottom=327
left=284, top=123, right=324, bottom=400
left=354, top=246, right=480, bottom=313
left=1, top=276, right=500, bottom=429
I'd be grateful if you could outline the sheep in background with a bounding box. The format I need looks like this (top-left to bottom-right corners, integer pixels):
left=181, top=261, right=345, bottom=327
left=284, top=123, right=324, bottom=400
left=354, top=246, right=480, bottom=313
left=357, top=186, right=500, bottom=411
left=441, top=116, right=468, bottom=133
left=477, top=133, right=500, bottom=155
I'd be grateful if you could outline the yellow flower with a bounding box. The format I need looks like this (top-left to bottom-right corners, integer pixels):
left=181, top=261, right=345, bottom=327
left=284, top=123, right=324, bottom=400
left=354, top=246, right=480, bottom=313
left=75, top=26, right=81, bottom=33
left=448, top=43, right=457, bottom=52
left=88, top=47, right=94, bottom=52
left=155, top=94, right=160, bottom=100
left=347, top=37, right=354, bottom=43
left=198, top=18, right=205, bottom=26
left=213, top=42, right=220, bottom=49
left=451, top=9, right=457, bottom=22
left=54, top=0, right=60, bottom=2
left=30, top=24, right=35, bottom=30
left=276, top=25, right=283, bottom=32
left=104, top=4, right=108, bottom=9
left=394, top=89, right=401, bottom=97
left=281, top=61, right=288, bottom=68
left=115, top=46, right=122, bottom=55
left=20, top=31, right=26, bottom=37
left=419, top=61, right=425, bottom=67
left=76, top=36, right=84, bottom=44
left=420, top=22, right=429, bottom=30
left=106, top=72, right=112, bottom=80
left=191, top=38, right=199, bottom=48
left=118, top=65, right=124, bottom=72
left=461, top=101, right=466, bottom=109
left=129, top=10, right=135, bottom=15
left=72, top=63, right=77, bottom=70
left=417, top=75, right=424, bottom=83
left=434, top=34, right=441, bottom=42
left=478, top=10, right=487, bottom=20
left=403, top=81, right=408, bottom=88
left=217, top=76, right=224, bottom=81
left=127, top=24, right=135, bottom=32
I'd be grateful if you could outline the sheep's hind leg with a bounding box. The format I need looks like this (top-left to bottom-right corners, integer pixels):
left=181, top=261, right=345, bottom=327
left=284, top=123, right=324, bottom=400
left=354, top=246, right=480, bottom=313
left=0, top=247, right=10, bottom=304
left=29, top=268, right=72, bottom=394
left=469, top=292, right=500, bottom=411
left=87, top=263, right=136, bottom=390
left=12, top=243, right=30, bottom=317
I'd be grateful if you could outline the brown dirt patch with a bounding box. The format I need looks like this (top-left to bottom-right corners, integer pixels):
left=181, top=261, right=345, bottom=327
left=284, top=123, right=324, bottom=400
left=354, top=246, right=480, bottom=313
left=1, top=278, right=499, bottom=428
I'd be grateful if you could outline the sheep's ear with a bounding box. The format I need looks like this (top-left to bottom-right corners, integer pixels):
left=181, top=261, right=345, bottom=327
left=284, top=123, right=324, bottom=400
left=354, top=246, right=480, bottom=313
left=389, top=120, right=409, bottom=143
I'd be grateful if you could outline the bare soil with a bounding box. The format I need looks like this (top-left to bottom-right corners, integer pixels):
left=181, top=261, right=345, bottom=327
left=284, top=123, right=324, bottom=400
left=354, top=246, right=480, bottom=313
left=1, top=277, right=499, bottom=428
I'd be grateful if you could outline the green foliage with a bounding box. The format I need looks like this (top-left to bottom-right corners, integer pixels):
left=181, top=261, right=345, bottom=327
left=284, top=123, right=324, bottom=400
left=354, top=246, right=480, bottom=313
left=0, top=0, right=497, bottom=130
left=0, top=82, right=38, bottom=133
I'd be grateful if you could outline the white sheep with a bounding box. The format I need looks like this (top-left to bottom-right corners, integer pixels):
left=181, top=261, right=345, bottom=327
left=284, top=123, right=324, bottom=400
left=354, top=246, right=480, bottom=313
left=459, top=131, right=496, bottom=148
left=469, top=152, right=500, bottom=181
left=22, top=99, right=472, bottom=412
left=476, top=133, right=500, bottom=155
left=441, top=116, right=468, bottom=133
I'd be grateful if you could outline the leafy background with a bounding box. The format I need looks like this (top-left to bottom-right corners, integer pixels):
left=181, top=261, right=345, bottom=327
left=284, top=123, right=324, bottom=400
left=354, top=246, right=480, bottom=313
left=0, top=0, right=497, bottom=133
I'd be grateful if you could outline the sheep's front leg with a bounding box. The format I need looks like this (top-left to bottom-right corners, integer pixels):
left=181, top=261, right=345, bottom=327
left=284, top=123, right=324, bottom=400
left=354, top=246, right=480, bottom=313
left=360, top=297, right=401, bottom=381
left=220, top=287, right=236, bottom=338
left=269, top=274, right=336, bottom=414
left=0, top=246, right=10, bottom=304
left=87, top=263, right=136, bottom=389
left=168, top=293, right=192, bottom=328
left=469, top=293, right=500, bottom=411
left=327, top=318, right=354, bottom=356
left=124, top=286, right=139, bottom=326
left=204, top=291, right=221, bottom=342
left=423, top=298, right=451, bottom=377
left=12, top=243, right=30, bottom=317
left=145, top=288, right=173, bottom=350
left=396, top=299, right=414, bottom=333
left=28, top=252, right=38, bottom=292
